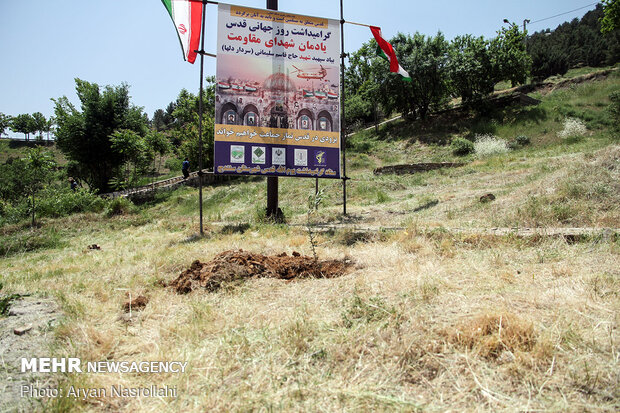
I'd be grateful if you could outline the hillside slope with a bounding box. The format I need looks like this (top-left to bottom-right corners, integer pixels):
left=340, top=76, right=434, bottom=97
left=1, top=71, right=618, bottom=412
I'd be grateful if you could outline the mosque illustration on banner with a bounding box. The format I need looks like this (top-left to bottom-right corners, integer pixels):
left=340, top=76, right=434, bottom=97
left=215, top=64, right=340, bottom=133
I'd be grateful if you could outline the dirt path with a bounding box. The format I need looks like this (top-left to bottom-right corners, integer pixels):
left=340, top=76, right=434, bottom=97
left=0, top=296, right=62, bottom=412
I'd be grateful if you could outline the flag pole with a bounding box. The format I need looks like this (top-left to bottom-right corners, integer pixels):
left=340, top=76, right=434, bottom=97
left=340, top=0, right=347, bottom=216
left=197, top=0, right=207, bottom=236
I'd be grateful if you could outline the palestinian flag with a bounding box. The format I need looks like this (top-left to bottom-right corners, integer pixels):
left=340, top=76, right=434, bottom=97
left=161, top=0, right=203, bottom=64
left=369, top=26, right=410, bottom=81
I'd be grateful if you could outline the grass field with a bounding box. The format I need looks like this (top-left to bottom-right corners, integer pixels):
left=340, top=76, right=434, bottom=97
left=1, top=71, right=618, bottom=411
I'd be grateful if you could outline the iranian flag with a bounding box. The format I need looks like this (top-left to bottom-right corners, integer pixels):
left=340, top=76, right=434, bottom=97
left=369, top=26, right=411, bottom=81
left=161, top=0, right=203, bottom=64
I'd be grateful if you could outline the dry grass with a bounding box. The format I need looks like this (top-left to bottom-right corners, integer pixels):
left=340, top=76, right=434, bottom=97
left=2, top=128, right=619, bottom=410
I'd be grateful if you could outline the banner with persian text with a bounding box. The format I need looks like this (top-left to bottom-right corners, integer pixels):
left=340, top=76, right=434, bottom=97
left=214, top=3, right=340, bottom=178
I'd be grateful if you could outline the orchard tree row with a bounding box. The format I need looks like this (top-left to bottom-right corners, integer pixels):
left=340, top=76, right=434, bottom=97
left=345, top=3, right=619, bottom=127
left=0, top=112, right=54, bottom=141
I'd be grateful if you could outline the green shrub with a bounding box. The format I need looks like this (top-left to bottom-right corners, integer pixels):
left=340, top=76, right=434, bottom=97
left=451, top=137, right=474, bottom=156
left=164, top=158, right=182, bottom=172
left=608, top=91, right=620, bottom=132
left=37, top=188, right=105, bottom=218
left=105, top=197, right=135, bottom=217
left=515, top=135, right=531, bottom=146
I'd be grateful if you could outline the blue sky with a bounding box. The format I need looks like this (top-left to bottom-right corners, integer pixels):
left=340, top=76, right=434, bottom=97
left=0, top=0, right=599, bottom=128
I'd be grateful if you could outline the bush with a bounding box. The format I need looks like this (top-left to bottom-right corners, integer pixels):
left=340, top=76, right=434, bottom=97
left=608, top=91, right=620, bottom=132
left=474, top=134, right=510, bottom=157
left=451, top=137, right=474, bottom=156
left=515, top=135, right=531, bottom=146
left=558, top=117, right=587, bottom=139
left=105, top=197, right=135, bottom=217
left=164, top=157, right=182, bottom=172
left=37, top=188, right=105, bottom=218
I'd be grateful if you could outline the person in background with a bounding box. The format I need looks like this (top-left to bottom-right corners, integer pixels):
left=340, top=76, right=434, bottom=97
left=182, top=158, right=190, bottom=179
left=69, top=177, right=78, bottom=191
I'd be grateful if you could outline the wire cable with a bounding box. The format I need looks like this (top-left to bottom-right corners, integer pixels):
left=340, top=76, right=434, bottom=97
left=529, top=1, right=600, bottom=26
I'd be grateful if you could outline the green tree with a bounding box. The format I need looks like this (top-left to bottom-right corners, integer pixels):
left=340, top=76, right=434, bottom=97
left=11, top=113, right=36, bottom=141
left=0, top=113, right=12, bottom=138
left=169, top=77, right=215, bottom=169
left=490, top=22, right=531, bottom=86
left=601, top=0, right=620, bottom=34
left=31, top=112, right=47, bottom=141
left=145, top=130, right=172, bottom=176
left=447, top=34, right=495, bottom=104
left=345, top=40, right=383, bottom=129
left=110, top=129, right=150, bottom=185
left=53, top=78, right=147, bottom=193
left=44, top=116, right=55, bottom=142
left=375, top=32, right=450, bottom=120
left=22, top=146, right=56, bottom=226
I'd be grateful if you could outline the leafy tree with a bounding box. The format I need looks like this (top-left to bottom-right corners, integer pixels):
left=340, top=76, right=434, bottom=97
left=490, top=22, right=531, bottom=86
left=447, top=34, right=495, bottom=104
left=345, top=41, right=383, bottom=129
left=31, top=112, right=47, bottom=141
left=0, top=113, right=12, bottom=138
left=53, top=78, right=147, bottom=193
left=11, top=113, right=36, bottom=141
left=527, top=5, right=619, bottom=76
left=110, top=129, right=150, bottom=185
left=601, top=0, right=620, bottom=34
left=0, top=158, right=28, bottom=203
left=374, top=32, right=450, bottom=120
left=22, top=146, right=56, bottom=226
left=169, top=78, right=215, bottom=169
left=44, top=116, right=55, bottom=141
left=145, top=130, right=172, bottom=176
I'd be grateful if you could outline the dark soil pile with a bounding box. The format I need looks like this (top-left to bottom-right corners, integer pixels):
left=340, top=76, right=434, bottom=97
left=169, top=249, right=352, bottom=294
left=122, top=295, right=149, bottom=312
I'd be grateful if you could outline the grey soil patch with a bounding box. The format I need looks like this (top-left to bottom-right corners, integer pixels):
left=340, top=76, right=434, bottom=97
left=0, top=296, right=62, bottom=412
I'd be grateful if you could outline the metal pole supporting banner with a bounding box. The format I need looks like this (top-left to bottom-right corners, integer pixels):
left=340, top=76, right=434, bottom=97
left=266, top=0, right=279, bottom=220
left=197, top=0, right=207, bottom=235
left=340, top=0, right=347, bottom=216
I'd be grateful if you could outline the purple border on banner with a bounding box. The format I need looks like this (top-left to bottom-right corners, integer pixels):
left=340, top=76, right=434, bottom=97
left=214, top=141, right=340, bottom=178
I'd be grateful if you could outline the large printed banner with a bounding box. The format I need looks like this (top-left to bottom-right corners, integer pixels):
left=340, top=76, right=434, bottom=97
left=214, top=3, right=341, bottom=178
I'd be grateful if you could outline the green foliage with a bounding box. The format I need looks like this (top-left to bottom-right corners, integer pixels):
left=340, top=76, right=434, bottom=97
left=53, top=78, right=147, bottom=193
left=600, top=0, right=620, bottom=34
left=451, top=137, right=474, bottom=156
left=0, top=113, right=12, bottom=137
left=490, top=22, right=531, bottom=87
left=164, top=157, right=183, bottom=172
left=22, top=146, right=57, bottom=226
left=36, top=188, right=105, bottom=218
left=529, top=38, right=569, bottom=81
left=392, top=32, right=451, bottom=119
left=447, top=34, right=495, bottom=104
left=516, top=135, right=531, bottom=146
left=10, top=113, right=36, bottom=140
left=608, top=91, right=620, bottom=130
left=0, top=227, right=64, bottom=257
left=0, top=158, right=28, bottom=202
left=105, top=197, right=135, bottom=217
left=528, top=5, right=619, bottom=79
left=31, top=112, right=47, bottom=140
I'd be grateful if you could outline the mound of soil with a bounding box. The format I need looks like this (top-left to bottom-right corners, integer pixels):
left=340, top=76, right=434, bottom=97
left=122, top=295, right=149, bottom=312
left=169, top=249, right=352, bottom=294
